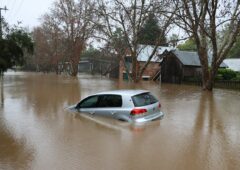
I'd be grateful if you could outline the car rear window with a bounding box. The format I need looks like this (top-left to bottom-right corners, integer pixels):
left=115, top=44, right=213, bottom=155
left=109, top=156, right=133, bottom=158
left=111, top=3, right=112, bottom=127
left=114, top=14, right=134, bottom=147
left=132, top=92, right=158, bottom=107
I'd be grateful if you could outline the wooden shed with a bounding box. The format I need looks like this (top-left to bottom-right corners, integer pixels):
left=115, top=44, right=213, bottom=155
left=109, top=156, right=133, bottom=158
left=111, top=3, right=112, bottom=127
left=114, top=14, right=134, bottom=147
left=159, top=50, right=227, bottom=83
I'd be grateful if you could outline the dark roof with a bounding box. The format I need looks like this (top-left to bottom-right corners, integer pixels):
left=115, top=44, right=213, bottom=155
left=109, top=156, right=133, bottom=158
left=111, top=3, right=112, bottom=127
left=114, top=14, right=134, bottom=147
left=168, top=50, right=227, bottom=67
left=172, top=50, right=201, bottom=66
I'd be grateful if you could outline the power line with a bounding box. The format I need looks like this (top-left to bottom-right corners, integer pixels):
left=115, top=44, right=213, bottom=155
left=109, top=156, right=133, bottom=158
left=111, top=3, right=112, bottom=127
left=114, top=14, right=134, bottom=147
left=13, top=0, right=24, bottom=19
left=7, top=0, right=16, bottom=19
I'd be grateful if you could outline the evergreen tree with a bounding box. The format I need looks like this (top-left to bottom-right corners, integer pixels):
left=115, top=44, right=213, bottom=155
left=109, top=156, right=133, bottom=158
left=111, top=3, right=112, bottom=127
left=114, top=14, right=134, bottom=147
left=138, top=13, right=166, bottom=46
left=0, top=28, right=33, bottom=74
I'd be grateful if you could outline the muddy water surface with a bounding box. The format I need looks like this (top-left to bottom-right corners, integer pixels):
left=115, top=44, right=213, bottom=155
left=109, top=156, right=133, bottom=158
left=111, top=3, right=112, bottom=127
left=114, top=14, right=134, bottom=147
left=0, top=72, right=240, bottom=170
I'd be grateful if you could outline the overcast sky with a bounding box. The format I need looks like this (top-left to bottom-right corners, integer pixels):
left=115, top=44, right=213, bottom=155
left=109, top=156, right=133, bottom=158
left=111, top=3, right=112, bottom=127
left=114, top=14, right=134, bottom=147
left=0, top=0, right=55, bottom=29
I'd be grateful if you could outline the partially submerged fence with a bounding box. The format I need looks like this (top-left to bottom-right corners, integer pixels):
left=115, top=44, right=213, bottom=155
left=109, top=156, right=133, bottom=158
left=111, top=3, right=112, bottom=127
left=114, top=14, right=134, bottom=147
left=214, top=80, right=240, bottom=89
left=183, top=80, right=240, bottom=89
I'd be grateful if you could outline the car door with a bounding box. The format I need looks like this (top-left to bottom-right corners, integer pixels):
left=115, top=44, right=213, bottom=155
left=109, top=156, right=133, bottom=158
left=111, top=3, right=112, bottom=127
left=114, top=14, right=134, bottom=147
left=77, top=95, right=99, bottom=115
left=77, top=94, right=123, bottom=118
left=94, top=95, right=123, bottom=117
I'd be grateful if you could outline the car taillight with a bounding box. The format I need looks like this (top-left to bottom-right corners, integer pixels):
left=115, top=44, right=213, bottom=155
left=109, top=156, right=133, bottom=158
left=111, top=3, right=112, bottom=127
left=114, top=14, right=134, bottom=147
left=158, top=103, right=161, bottom=108
left=130, top=108, right=147, bottom=115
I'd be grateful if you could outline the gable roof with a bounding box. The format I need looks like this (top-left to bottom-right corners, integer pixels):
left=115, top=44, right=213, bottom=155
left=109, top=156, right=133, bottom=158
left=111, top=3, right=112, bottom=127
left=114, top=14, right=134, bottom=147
left=172, top=50, right=201, bottom=66
left=166, top=50, right=227, bottom=67
left=223, top=59, right=240, bottom=71
left=137, top=45, right=174, bottom=62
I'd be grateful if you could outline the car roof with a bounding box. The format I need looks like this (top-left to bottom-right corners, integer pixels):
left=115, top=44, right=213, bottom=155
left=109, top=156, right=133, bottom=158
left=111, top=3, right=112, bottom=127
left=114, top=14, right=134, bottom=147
left=95, top=89, right=149, bottom=96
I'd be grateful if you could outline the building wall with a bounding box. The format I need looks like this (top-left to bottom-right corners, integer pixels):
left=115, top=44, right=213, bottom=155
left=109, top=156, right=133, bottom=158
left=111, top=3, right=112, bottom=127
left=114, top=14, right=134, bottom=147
left=183, top=66, right=202, bottom=77
left=78, top=59, right=119, bottom=78
left=119, top=59, right=160, bottom=80
left=119, top=53, right=202, bottom=82
left=161, top=54, right=183, bottom=83
left=139, top=62, right=160, bottom=79
left=160, top=53, right=203, bottom=83
left=78, top=62, right=91, bottom=72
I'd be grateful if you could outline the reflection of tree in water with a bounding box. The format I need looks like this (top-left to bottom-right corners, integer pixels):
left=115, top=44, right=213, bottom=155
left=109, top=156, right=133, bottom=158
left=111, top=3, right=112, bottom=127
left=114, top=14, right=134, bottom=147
left=0, top=76, right=33, bottom=169
left=0, top=75, right=33, bottom=169
left=180, top=91, right=239, bottom=170
left=0, top=119, right=33, bottom=169
left=0, top=76, right=3, bottom=107
left=0, top=74, right=82, bottom=169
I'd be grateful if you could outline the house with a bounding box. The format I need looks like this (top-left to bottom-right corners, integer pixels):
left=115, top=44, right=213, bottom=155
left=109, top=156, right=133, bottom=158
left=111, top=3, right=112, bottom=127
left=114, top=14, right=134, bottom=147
left=159, top=50, right=227, bottom=83
left=78, top=60, right=92, bottom=72
left=77, top=56, right=119, bottom=78
left=119, top=45, right=173, bottom=80
left=223, top=59, right=240, bottom=72
left=58, top=56, right=119, bottom=78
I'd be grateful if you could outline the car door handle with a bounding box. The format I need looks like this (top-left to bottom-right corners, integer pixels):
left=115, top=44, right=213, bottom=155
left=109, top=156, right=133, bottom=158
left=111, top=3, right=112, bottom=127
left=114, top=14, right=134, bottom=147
left=111, top=112, right=116, bottom=115
left=90, top=111, right=95, bottom=115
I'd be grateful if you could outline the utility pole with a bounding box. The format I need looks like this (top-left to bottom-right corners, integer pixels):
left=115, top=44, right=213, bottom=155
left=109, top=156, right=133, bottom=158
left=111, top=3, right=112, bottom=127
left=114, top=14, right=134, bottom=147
left=0, top=6, right=8, bottom=39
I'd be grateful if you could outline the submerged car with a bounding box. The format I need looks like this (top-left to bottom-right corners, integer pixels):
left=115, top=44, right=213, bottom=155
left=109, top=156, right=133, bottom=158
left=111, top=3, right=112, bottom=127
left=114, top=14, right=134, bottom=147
left=73, top=90, right=164, bottom=123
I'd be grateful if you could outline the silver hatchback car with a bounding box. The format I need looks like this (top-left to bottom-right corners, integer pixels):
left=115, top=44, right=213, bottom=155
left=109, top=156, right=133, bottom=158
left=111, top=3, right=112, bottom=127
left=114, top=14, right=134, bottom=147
left=72, top=90, right=164, bottom=123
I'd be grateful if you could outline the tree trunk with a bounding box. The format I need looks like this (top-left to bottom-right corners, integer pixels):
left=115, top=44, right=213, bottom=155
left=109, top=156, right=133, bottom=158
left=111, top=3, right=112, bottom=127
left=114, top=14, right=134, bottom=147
left=132, top=51, right=138, bottom=82
left=70, top=40, right=85, bottom=77
left=202, top=66, right=219, bottom=91
left=204, top=76, right=213, bottom=91
left=71, top=61, right=79, bottom=77
left=197, top=46, right=213, bottom=91
left=208, top=67, right=219, bottom=90
left=201, top=68, right=210, bottom=90
left=0, top=74, right=3, bottom=106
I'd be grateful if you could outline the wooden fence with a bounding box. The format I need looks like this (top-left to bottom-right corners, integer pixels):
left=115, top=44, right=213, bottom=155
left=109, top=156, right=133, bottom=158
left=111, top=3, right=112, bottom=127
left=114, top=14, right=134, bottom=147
left=183, top=80, right=240, bottom=89
left=214, top=80, right=240, bottom=89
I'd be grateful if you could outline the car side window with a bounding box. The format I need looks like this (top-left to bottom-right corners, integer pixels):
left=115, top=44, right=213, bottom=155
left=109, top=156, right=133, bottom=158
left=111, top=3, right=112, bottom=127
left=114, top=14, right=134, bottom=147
left=97, top=95, right=122, bottom=107
left=78, top=95, right=99, bottom=108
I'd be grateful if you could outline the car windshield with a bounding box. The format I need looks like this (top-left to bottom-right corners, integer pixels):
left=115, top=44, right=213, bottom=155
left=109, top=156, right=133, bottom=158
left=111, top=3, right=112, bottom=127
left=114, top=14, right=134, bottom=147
left=132, top=92, right=158, bottom=107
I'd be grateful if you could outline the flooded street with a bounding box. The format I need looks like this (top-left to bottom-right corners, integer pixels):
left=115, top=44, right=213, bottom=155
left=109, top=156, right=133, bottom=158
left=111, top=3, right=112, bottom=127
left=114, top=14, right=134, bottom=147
left=0, top=72, right=240, bottom=170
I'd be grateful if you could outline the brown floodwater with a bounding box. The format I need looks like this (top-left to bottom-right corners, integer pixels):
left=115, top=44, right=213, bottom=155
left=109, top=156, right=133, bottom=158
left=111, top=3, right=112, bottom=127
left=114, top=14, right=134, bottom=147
left=0, top=72, right=240, bottom=170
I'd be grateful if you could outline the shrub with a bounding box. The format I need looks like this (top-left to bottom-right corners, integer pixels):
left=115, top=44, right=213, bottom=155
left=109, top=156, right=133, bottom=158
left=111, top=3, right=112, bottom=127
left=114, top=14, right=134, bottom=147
left=232, top=73, right=240, bottom=81
left=215, top=74, right=223, bottom=80
left=217, top=68, right=237, bottom=80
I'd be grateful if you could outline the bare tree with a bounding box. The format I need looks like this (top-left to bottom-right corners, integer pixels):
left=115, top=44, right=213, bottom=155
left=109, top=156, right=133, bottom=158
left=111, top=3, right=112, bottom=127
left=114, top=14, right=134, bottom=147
left=174, top=0, right=240, bottom=90
left=34, top=0, right=96, bottom=76
left=96, top=0, right=176, bottom=82
left=55, top=0, right=96, bottom=76
left=32, top=27, right=51, bottom=72
left=33, top=14, right=65, bottom=73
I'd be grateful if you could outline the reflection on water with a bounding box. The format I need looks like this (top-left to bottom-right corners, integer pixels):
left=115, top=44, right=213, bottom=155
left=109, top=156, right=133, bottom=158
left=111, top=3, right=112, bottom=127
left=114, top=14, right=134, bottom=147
left=0, top=72, right=240, bottom=170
